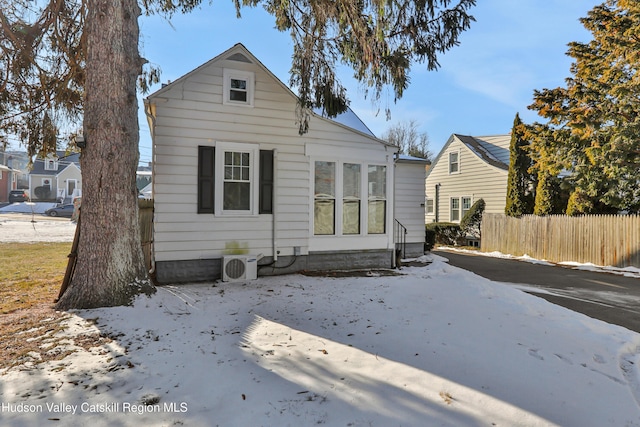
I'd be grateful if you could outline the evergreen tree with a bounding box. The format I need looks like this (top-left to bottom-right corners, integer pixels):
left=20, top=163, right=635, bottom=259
left=504, top=113, right=534, bottom=217
left=528, top=0, right=640, bottom=214
left=460, top=198, right=485, bottom=239
left=533, top=171, right=560, bottom=216
left=0, top=0, right=476, bottom=309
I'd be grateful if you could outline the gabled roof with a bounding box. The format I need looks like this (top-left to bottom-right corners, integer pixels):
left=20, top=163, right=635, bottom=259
left=31, top=152, right=81, bottom=176
left=454, top=134, right=509, bottom=171
left=146, top=43, right=391, bottom=146
left=426, top=133, right=510, bottom=179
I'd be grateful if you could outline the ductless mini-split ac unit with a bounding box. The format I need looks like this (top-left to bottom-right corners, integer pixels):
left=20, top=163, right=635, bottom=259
left=222, top=255, right=258, bottom=282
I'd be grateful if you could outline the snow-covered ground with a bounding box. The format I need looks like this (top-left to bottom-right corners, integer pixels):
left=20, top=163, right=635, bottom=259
left=0, top=201, right=58, bottom=215
left=1, top=215, right=640, bottom=426
left=0, top=212, right=76, bottom=243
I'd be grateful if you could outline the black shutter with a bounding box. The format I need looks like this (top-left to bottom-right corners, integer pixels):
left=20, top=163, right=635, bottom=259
left=259, top=150, right=274, bottom=214
left=198, top=146, right=215, bottom=214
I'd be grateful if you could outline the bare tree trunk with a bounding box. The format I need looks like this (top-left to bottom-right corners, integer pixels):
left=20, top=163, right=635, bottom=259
left=56, top=0, right=155, bottom=309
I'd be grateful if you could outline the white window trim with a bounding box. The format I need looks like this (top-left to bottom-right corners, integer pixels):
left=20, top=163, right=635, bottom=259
left=45, top=159, right=57, bottom=171
left=311, top=159, right=389, bottom=237
left=425, top=198, right=434, bottom=214
left=448, top=151, right=460, bottom=175
left=461, top=196, right=473, bottom=219
left=223, top=68, right=255, bottom=107
left=450, top=196, right=473, bottom=222
left=214, top=141, right=259, bottom=216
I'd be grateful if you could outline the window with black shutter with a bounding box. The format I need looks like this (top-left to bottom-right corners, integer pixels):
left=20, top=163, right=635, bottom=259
left=198, top=146, right=215, bottom=213
left=259, top=150, right=274, bottom=214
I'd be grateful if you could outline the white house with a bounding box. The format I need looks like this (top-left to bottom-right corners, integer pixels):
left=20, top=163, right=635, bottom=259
left=425, top=134, right=510, bottom=224
left=144, top=43, right=426, bottom=284
left=394, top=154, right=429, bottom=258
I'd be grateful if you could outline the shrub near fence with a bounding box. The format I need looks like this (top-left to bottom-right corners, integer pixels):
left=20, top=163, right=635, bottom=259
left=481, top=213, right=640, bottom=268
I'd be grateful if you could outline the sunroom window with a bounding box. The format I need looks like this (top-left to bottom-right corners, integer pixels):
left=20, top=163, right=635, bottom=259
left=314, top=161, right=335, bottom=235
left=367, top=165, right=386, bottom=234
left=343, top=163, right=361, bottom=234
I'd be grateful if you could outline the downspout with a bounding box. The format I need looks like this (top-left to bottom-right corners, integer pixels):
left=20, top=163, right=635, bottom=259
left=144, top=101, right=157, bottom=275
left=435, top=183, right=441, bottom=223
left=272, top=148, right=278, bottom=262
left=392, top=150, right=400, bottom=268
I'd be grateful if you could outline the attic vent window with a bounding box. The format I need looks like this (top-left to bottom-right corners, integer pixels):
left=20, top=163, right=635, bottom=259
left=226, top=53, right=252, bottom=63
left=223, top=69, right=254, bottom=107
left=45, top=159, right=57, bottom=171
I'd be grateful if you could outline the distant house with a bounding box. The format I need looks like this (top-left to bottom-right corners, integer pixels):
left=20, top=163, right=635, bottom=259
left=0, top=152, right=27, bottom=202
left=29, top=151, right=82, bottom=203
left=144, top=43, right=426, bottom=284
left=425, top=134, right=510, bottom=225
left=0, top=165, right=18, bottom=202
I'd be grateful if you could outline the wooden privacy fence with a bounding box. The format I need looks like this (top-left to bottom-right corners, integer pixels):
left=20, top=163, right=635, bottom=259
left=138, top=199, right=154, bottom=272
left=481, top=213, right=640, bottom=268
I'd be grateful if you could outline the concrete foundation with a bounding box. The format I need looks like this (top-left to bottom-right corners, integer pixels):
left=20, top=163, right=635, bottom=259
left=155, top=249, right=393, bottom=284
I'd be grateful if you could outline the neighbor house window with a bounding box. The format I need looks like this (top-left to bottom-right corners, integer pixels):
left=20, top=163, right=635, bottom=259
left=197, top=143, right=273, bottom=215
left=450, top=197, right=460, bottom=222
left=449, top=152, right=459, bottom=174
left=314, top=161, right=336, bottom=235
left=450, top=196, right=472, bottom=222
left=462, top=197, right=472, bottom=218
left=425, top=198, right=434, bottom=214
left=45, top=159, right=57, bottom=171
left=368, top=165, right=386, bottom=234
left=343, top=163, right=361, bottom=234
left=223, top=69, right=255, bottom=107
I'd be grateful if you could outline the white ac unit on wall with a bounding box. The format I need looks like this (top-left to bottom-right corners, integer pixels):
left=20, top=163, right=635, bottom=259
left=222, top=255, right=258, bottom=282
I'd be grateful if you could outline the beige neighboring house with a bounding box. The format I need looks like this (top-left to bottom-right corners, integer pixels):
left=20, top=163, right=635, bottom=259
left=425, top=134, right=510, bottom=226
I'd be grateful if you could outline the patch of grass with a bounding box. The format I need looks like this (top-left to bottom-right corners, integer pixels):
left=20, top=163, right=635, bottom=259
left=0, top=242, right=71, bottom=314
left=0, top=242, right=115, bottom=373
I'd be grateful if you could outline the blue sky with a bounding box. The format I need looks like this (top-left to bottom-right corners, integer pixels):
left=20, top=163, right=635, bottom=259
left=137, top=0, right=602, bottom=165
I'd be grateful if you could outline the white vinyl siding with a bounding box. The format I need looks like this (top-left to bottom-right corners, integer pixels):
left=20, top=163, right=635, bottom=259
left=150, top=47, right=393, bottom=262
left=425, top=135, right=509, bottom=224
left=394, top=160, right=427, bottom=247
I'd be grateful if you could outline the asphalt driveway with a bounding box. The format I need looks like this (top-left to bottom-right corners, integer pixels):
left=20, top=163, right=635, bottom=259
left=434, top=249, right=640, bottom=334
